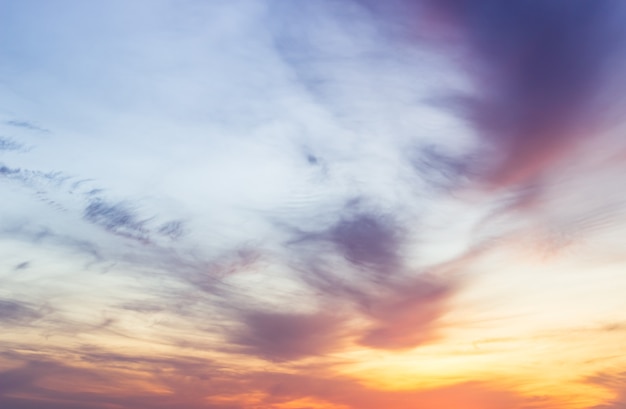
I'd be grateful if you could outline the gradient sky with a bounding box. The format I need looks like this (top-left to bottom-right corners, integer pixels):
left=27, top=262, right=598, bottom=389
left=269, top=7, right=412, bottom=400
left=2, top=1, right=626, bottom=408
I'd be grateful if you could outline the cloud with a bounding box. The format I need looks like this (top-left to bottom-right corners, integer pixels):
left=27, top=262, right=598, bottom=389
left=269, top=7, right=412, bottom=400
left=0, top=157, right=186, bottom=251
left=0, top=137, right=24, bottom=151
left=586, top=372, right=626, bottom=409
left=14, top=261, right=30, bottom=270
left=83, top=199, right=150, bottom=242
left=0, top=356, right=127, bottom=409
left=0, top=360, right=68, bottom=395
left=280, top=203, right=459, bottom=352
left=0, top=299, right=43, bottom=326
left=230, top=311, right=344, bottom=361
left=244, top=371, right=551, bottom=409
left=292, top=209, right=403, bottom=277
left=417, top=0, right=626, bottom=188
left=3, top=120, right=49, bottom=133
left=356, top=275, right=455, bottom=349
left=0, top=351, right=229, bottom=409
left=0, top=164, right=69, bottom=188
left=352, top=0, right=626, bottom=190
left=0, top=350, right=554, bottom=409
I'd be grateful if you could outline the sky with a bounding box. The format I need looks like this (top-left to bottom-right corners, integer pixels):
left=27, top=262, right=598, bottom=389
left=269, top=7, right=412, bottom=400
left=2, top=1, right=626, bottom=408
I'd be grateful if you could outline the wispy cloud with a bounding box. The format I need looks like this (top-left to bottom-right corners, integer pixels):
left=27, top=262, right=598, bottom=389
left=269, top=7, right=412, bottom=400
left=0, top=299, right=44, bottom=326
left=0, top=137, right=25, bottom=152
left=3, top=120, right=49, bottom=133
left=586, top=371, right=626, bottom=409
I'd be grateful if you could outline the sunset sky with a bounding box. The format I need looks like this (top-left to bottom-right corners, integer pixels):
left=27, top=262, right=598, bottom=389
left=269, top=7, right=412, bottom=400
left=2, top=1, right=626, bottom=408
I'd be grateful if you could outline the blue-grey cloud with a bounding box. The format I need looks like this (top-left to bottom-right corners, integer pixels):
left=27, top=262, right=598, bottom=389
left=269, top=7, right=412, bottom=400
left=83, top=199, right=150, bottom=242
left=293, top=210, right=402, bottom=276
left=3, top=120, right=49, bottom=133
left=0, top=351, right=242, bottom=409
left=0, top=299, right=42, bottom=326
left=0, top=163, right=71, bottom=192
left=0, top=137, right=24, bottom=151
left=1, top=157, right=186, bottom=248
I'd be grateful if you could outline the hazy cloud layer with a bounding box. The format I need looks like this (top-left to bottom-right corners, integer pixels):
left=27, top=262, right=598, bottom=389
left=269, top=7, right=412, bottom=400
left=0, top=351, right=555, bottom=409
